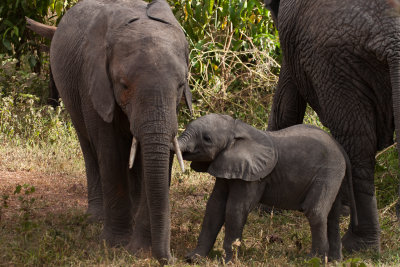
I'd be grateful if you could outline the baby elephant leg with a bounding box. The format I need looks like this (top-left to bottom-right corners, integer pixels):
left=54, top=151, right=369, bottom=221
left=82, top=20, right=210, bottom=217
left=302, top=184, right=337, bottom=258
left=185, top=179, right=229, bottom=262
left=223, top=180, right=262, bottom=262
left=327, top=197, right=342, bottom=261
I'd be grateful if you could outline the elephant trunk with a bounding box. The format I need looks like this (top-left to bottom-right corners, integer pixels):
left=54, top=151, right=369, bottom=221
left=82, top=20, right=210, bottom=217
left=389, top=57, right=400, bottom=219
left=176, top=129, right=193, bottom=153
left=139, top=124, right=173, bottom=262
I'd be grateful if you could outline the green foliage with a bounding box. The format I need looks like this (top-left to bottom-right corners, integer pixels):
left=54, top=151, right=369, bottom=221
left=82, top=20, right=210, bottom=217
left=170, top=0, right=279, bottom=53
left=0, top=55, right=75, bottom=147
left=0, top=0, right=77, bottom=70
left=170, top=0, right=280, bottom=128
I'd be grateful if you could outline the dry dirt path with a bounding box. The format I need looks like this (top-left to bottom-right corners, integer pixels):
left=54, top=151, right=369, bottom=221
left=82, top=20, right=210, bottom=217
left=0, top=170, right=87, bottom=221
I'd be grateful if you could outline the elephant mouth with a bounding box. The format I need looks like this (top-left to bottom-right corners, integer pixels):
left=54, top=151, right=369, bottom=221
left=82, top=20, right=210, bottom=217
left=130, top=136, right=185, bottom=172
left=182, top=151, right=211, bottom=162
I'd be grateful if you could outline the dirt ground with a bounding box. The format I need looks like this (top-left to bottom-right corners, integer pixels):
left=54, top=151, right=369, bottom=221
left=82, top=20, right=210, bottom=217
left=0, top=170, right=87, bottom=221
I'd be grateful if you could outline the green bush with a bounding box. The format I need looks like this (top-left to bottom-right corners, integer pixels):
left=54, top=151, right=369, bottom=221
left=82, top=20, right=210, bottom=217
left=0, top=0, right=77, bottom=71
left=0, top=56, right=75, bottom=147
left=170, top=0, right=280, bottom=128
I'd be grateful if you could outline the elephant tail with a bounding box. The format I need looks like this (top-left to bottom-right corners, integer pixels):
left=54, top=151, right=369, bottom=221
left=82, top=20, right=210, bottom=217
left=25, top=17, right=56, bottom=40
left=343, top=149, right=359, bottom=227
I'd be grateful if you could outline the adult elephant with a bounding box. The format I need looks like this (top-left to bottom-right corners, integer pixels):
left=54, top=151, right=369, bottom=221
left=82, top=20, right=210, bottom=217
left=27, top=0, right=191, bottom=263
left=264, top=0, right=400, bottom=252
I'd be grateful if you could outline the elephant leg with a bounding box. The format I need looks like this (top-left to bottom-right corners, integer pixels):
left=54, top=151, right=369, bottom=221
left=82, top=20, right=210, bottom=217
left=126, top=177, right=152, bottom=256
left=222, top=180, right=261, bottom=263
left=342, top=191, right=380, bottom=252
left=302, top=181, right=334, bottom=258
left=327, top=197, right=342, bottom=261
left=76, top=132, right=104, bottom=223
left=95, top=129, right=133, bottom=246
left=267, top=60, right=307, bottom=131
left=185, top=179, right=229, bottom=263
left=334, top=134, right=380, bottom=252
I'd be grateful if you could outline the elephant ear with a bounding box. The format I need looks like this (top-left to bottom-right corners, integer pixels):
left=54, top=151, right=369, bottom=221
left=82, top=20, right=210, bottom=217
left=84, top=9, right=115, bottom=123
left=207, top=120, right=278, bottom=181
left=146, top=0, right=181, bottom=29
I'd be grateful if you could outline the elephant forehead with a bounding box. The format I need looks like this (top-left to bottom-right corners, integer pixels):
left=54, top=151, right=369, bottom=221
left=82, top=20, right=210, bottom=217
left=190, top=114, right=234, bottom=133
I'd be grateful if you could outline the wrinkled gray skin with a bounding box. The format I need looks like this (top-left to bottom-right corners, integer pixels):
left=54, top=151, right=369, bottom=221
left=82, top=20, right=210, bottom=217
left=26, top=0, right=191, bottom=263
left=177, top=114, right=357, bottom=262
left=264, top=0, right=400, bottom=252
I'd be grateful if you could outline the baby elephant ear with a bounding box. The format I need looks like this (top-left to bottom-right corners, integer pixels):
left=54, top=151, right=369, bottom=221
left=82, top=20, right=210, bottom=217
left=146, top=0, right=181, bottom=29
left=208, top=120, right=278, bottom=181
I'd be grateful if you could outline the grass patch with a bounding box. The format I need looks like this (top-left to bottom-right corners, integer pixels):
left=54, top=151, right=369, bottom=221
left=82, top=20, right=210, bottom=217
left=1, top=157, right=400, bottom=266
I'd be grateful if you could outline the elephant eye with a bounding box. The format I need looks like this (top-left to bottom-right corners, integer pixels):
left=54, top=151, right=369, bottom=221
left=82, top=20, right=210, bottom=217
left=120, top=78, right=129, bottom=90
left=203, top=134, right=212, bottom=143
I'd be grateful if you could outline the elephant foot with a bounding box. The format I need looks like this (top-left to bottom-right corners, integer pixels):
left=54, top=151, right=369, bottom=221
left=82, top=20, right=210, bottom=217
left=100, top=229, right=131, bottom=247
left=342, top=229, right=380, bottom=253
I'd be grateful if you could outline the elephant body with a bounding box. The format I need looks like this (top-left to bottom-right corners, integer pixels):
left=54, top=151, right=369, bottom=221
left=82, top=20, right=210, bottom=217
left=264, top=0, right=400, bottom=252
left=177, top=114, right=357, bottom=262
left=27, top=0, right=191, bottom=263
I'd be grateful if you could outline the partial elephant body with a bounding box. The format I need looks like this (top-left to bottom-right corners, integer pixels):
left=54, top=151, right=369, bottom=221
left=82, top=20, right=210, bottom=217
left=27, top=0, right=191, bottom=263
left=265, top=0, right=400, bottom=251
left=261, top=126, right=346, bottom=211
left=177, top=114, right=357, bottom=262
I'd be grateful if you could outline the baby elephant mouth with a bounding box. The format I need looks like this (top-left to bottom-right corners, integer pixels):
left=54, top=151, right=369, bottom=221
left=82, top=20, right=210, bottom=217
left=182, top=151, right=195, bottom=160
left=182, top=151, right=213, bottom=162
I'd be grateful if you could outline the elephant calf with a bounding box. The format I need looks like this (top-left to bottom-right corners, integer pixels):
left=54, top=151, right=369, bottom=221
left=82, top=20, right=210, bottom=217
left=177, top=114, right=357, bottom=262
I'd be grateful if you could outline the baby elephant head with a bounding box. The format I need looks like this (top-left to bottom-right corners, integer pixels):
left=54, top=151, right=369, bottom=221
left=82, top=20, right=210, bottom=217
left=177, top=114, right=278, bottom=181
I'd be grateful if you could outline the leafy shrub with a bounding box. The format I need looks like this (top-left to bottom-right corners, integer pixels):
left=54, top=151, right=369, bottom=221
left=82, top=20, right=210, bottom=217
left=0, top=56, right=75, bottom=147
left=0, top=0, right=77, bottom=70
left=170, top=0, right=280, bottom=127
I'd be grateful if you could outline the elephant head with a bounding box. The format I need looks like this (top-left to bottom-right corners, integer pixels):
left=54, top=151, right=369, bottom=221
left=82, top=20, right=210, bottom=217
left=85, top=0, right=191, bottom=137
left=178, top=114, right=278, bottom=181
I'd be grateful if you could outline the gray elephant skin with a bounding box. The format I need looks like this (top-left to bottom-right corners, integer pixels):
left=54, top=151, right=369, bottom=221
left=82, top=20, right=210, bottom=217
left=177, top=114, right=358, bottom=262
left=264, top=0, right=400, bottom=252
left=26, top=0, right=192, bottom=263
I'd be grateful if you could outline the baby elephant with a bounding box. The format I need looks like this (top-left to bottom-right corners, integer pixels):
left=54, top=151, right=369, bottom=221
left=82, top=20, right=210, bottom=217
left=177, top=114, right=357, bottom=262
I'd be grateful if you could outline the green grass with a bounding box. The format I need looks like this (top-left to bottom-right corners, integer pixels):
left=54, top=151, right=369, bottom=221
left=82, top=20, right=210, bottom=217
left=1, top=146, right=400, bottom=266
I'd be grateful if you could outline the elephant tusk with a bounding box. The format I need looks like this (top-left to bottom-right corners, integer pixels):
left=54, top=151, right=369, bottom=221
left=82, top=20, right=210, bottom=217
left=129, top=137, right=138, bottom=169
left=173, top=136, right=185, bottom=172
